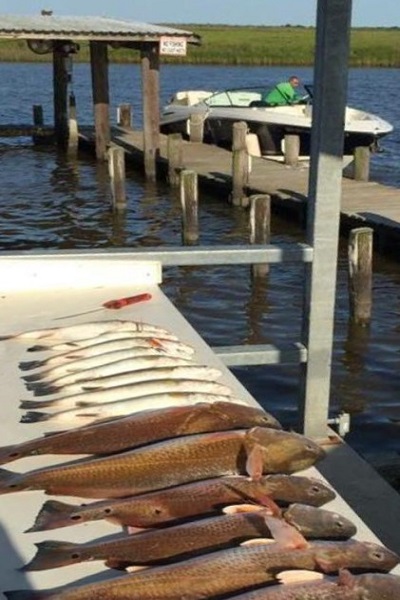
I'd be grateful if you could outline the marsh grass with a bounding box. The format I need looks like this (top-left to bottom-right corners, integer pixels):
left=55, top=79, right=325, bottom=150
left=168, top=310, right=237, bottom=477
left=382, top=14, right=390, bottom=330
left=0, top=26, right=399, bottom=67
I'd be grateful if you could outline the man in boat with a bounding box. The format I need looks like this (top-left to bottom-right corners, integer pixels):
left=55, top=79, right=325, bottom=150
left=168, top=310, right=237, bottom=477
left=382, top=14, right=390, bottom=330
left=264, top=75, right=302, bottom=106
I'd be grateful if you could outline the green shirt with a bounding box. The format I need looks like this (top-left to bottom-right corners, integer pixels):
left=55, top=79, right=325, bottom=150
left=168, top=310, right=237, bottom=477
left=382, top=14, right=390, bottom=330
left=264, top=82, right=300, bottom=106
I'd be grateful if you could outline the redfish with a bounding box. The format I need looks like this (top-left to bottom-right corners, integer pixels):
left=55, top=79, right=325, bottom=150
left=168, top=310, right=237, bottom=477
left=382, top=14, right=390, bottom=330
left=0, top=401, right=280, bottom=465
left=27, top=474, right=335, bottom=532
left=4, top=540, right=399, bottom=600
left=22, top=507, right=357, bottom=572
left=0, top=427, right=325, bottom=499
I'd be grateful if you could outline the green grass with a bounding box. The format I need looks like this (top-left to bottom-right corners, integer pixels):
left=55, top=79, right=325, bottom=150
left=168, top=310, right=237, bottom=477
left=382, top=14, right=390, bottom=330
left=0, top=26, right=399, bottom=67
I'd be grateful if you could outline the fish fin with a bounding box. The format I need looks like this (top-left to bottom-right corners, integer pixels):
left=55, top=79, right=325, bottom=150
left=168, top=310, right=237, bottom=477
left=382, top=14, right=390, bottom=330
left=0, top=467, right=18, bottom=492
left=223, top=504, right=265, bottom=515
left=75, top=401, right=98, bottom=407
left=245, top=445, right=264, bottom=481
left=81, top=384, right=104, bottom=391
left=337, top=569, right=356, bottom=588
left=264, top=515, right=308, bottom=549
left=26, top=500, right=80, bottom=532
left=27, top=344, right=52, bottom=352
left=19, top=360, right=43, bottom=371
left=19, top=400, right=55, bottom=409
left=126, top=526, right=148, bottom=535
left=314, top=555, right=338, bottom=573
left=125, top=565, right=150, bottom=573
left=20, top=412, right=50, bottom=423
left=105, top=558, right=131, bottom=571
left=240, top=538, right=274, bottom=546
left=277, top=570, right=325, bottom=585
left=20, top=540, right=78, bottom=572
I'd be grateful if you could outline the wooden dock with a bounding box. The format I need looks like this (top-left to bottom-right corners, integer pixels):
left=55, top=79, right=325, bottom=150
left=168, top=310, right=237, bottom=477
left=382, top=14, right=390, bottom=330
left=112, top=127, right=400, bottom=249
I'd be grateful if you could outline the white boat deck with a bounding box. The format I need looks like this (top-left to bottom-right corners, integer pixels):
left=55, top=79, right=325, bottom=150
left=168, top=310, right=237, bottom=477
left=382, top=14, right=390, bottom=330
left=0, top=252, right=399, bottom=595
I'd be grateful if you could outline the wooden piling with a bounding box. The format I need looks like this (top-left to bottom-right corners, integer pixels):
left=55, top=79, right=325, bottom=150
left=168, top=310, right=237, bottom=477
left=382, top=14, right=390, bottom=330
left=284, top=134, right=300, bottom=166
left=348, top=227, right=373, bottom=326
left=53, top=42, right=69, bottom=146
left=189, top=114, right=204, bottom=143
left=67, top=93, right=79, bottom=157
left=167, top=133, right=184, bottom=187
left=249, top=194, right=271, bottom=278
left=90, top=41, right=110, bottom=161
left=33, top=105, right=44, bottom=128
left=141, top=43, right=160, bottom=181
left=109, top=146, right=127, bottom=210
left=180, top=170, right=199, bottom=244
left=353, top=146, right=370, bottom=181
left=231, top=121, right=249, bottom=207
left=117, top=104, right=132, bottom=128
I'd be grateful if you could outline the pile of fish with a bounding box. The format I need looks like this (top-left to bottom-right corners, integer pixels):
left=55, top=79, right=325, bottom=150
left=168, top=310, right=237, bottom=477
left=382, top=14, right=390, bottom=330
left=0, top=318, right=399, bottom=599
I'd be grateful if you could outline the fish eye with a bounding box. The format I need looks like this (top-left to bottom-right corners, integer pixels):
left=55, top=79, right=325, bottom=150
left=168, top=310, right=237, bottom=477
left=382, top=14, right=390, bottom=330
left=310, top=485, right=322, bottom=494
left=70, top=515, right=83, bottom=521
left=305, top=443, right=315, bottom=451
left=104, top=508, right=112, bottom=514
left=371, top=551, right=385, bottom=561
left=334, top=520, right=344, bottom=528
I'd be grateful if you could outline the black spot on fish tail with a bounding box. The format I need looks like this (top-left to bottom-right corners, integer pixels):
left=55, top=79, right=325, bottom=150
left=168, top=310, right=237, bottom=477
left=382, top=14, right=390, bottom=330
left=19, top=360, right=44, bottom=371
left=20, top=400, right=56, bottom=410
left=20, top=412, right=50, bottom=424
left=21, top=540, right=78, bottom=572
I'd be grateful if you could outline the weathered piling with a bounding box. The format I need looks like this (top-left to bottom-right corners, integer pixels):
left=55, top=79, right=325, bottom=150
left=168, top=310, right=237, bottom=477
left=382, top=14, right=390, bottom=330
left=117, top=104, right=132, bottom=128
left=53, top=42, right=69, bottom=146
left=90, top=41, right=110, bottom=161
left=353, top=146, right=370, bottom=182
left=67, top=93, right=79, bottom=157
left=231, top=121, right=249, bottom=207
left=284, top=133, right=300, bottom=166
left=141, top=42, right=160, bottom=181
left=189, top=114, right=204, bottom=143
left=168, top=133, right=184, bottom=187
left=180, top=169, right=199, bottom=244
left=33, top=105, right=44, bottom=128
left=249, top=194, right=271, bottom=278
left=108, top=146, right=127, bottom=210
left=348, top=227, right=373, bottom=325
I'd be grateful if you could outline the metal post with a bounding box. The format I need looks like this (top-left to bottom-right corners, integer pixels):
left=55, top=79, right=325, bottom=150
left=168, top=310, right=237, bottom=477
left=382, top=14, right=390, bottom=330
left=300, top=0, right=353, bottom=439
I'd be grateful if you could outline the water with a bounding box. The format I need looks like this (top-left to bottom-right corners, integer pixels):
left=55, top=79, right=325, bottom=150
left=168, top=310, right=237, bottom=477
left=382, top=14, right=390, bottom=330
left=0, top=62, right=399, bottom=489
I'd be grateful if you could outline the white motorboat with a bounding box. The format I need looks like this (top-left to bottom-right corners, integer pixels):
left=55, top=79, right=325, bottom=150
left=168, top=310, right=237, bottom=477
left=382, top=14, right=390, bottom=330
left=160, top=85, right=393, bottom=159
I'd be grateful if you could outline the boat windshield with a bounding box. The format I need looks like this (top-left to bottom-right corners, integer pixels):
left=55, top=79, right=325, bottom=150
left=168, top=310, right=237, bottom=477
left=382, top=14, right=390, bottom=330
left=204, top=85, right=312, bottom=108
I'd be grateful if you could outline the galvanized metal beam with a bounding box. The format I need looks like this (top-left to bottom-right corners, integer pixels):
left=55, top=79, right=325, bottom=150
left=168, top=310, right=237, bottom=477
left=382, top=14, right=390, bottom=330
left=300, top=0, right=353, bottom=439
left=213, top=343, right=307, bottom=366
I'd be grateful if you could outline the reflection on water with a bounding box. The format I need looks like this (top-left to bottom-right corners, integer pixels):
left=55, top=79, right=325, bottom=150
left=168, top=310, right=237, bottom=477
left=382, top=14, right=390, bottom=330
left=0, top=62, right=399, bottom=492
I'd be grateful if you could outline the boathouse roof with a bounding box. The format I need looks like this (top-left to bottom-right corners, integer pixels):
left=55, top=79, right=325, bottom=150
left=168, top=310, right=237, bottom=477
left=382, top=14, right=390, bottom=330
left=0, top=14, right=201, bottom=44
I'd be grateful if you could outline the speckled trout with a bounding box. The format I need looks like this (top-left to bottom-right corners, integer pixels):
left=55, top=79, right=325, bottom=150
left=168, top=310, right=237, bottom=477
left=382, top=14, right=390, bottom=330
left=4, top=540, right=399, bottom=600
left=27, top=474, right=335, bottom=532
left=0, top=427, right=325, bottom=498
left=0, top=320, right=171, bottom=341
left=222, top=570, right=400, bottom=599
left=22, top=507, right=357, bottom=572
left=0, top=401, right=280, bottom=464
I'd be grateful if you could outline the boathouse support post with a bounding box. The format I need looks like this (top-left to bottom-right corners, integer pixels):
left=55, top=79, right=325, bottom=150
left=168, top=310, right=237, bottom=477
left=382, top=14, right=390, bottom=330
left=168, top=133, right=184, bottom=187
left=249, top=194, right=271, bottom=278
left=90, top=41, right=110, bottom=161
left=33, top=105, right=44, bottom=128
left=141, top=43, right=160, bottom=181
left=348, top=227, right=373, bottom=326
left=284, top=134, right=300, bottom=167
left=300, top=0, right=353, bottom=439
left=353, top=146, right=370, bottom=181
left=231, top=121, right=249, bottom=207
left=189, top=114, right=204, bottom=143
left=108, top=146, right=127, bottom=210
left=180, top=170, right=199, bottom=244
left=117, top=104, right=132, bottom=129
left=53, top=42, right=69, bottom=147
left=67, top=93, right=79, bottom=157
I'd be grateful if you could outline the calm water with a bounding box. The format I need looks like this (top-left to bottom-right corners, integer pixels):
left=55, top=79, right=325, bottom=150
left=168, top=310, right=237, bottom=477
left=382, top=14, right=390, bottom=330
left=0, top=62, right=399, bottom=488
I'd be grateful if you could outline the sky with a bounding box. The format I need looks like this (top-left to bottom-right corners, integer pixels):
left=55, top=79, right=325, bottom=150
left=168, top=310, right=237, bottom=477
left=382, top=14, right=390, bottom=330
left=4, top=1, right=400, bottom=28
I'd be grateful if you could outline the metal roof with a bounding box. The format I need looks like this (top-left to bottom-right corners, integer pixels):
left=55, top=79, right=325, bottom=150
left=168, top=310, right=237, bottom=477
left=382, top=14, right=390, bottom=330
left=0, top=14, right=201, bottom=44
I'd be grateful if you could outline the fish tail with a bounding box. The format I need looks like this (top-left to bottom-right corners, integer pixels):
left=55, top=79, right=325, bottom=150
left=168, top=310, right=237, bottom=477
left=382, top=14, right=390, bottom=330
left=27, top=344, right=51, bottom=352
left=20, top=412, right=50, bottom=424
left=22, top=372, right=45, bottom=383
left=32, top=385, right=58, bottom=396
left=21, top=540, right=79, bottom=571
left=0, top=468, right=18, bottom=494
left=26, top=500, right=80, bottom=532
left=20, top=400, right=55, bottom=409
left=19, top=360, right=43, bottom=371
left=0, top=335, right=13, bottom=340
left=0, top=444, right=21, bottom=465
